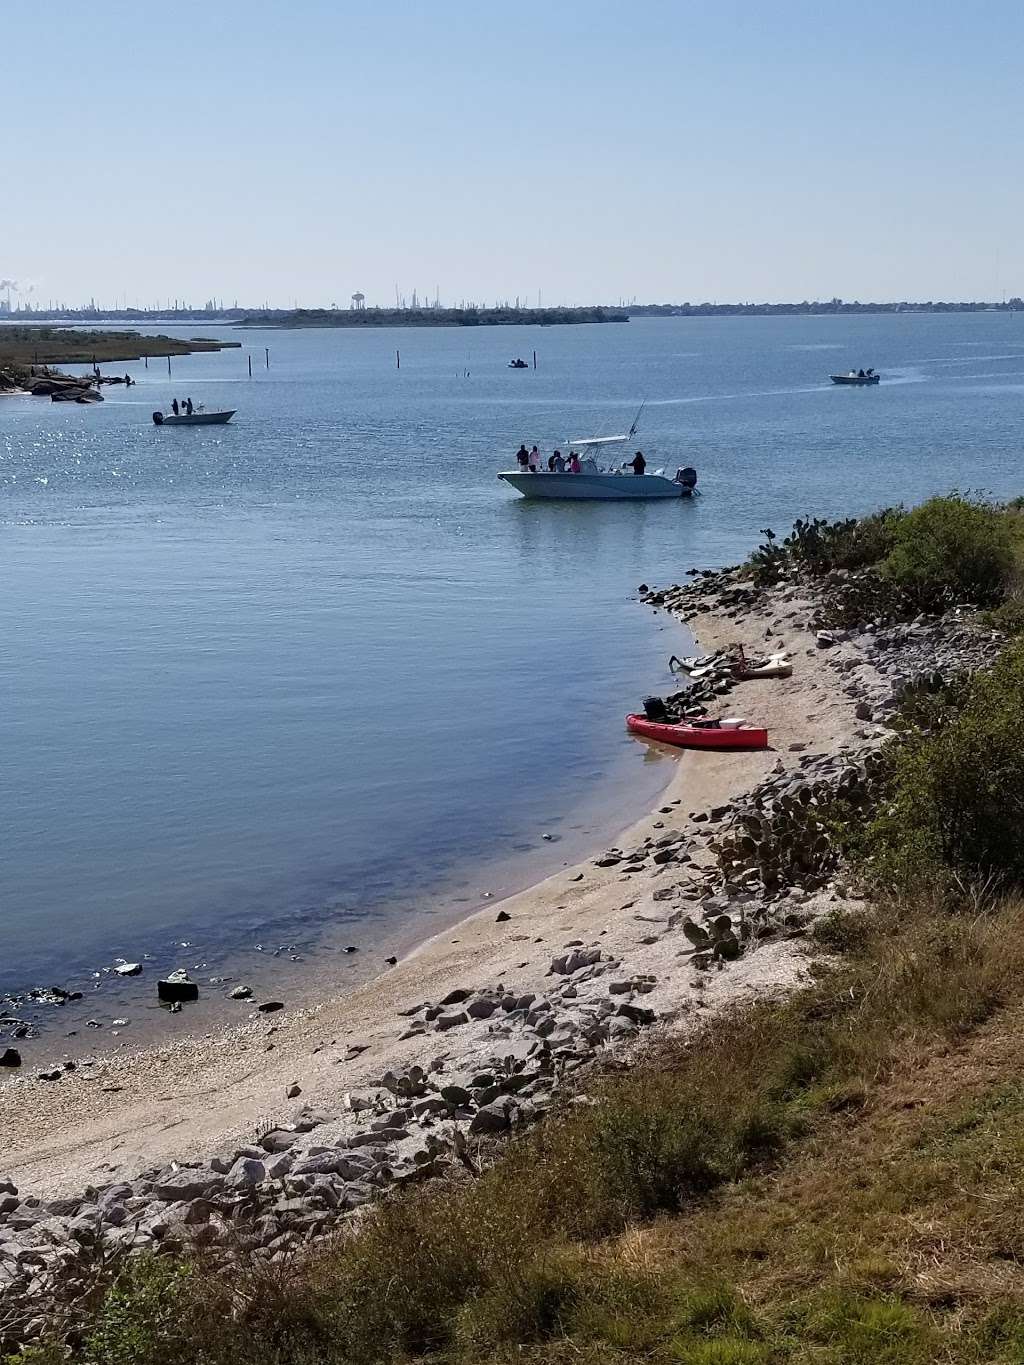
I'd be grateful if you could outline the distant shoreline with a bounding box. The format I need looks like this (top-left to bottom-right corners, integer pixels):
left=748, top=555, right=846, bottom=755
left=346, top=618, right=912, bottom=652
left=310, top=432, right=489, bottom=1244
left=2, top=299, right=1021, bottom=328
left=233, top=306, right=629, bottom=330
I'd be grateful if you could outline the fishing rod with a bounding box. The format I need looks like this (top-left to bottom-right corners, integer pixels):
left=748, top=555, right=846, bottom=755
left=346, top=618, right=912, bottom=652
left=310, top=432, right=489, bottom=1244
left=627, top=399, right=646, bottom=439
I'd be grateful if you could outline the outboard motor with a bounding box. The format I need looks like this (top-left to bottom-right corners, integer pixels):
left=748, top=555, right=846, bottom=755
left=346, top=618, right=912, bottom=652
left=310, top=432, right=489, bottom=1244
left=152, top=410, right=164, bottom=425
left=675, top=466, right=698, bottom=491
left=643, top=695, right=669, bottom=722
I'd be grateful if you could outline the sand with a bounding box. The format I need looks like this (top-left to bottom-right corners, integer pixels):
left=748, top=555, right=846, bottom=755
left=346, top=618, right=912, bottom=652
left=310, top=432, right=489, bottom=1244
left=0, top=593, right=865, bottom=1198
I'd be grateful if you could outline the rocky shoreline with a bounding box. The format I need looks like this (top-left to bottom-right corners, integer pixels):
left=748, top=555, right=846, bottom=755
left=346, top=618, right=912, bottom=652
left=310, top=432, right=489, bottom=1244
left=0, top=558, right=1007, bottom=1343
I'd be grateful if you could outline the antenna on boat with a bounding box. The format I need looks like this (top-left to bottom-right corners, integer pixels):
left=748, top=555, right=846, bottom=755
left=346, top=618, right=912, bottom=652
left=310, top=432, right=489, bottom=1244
left=627, top=400, right=646, bottom=439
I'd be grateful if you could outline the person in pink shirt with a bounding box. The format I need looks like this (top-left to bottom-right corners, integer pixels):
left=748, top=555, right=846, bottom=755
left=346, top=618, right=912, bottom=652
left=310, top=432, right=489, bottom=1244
left=568, top=451, right=581, bottom=474
left=528, top=445, right=540, bottom=472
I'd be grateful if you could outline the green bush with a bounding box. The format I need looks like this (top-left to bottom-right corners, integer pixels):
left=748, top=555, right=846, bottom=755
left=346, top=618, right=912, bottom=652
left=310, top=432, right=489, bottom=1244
left=881, top=494, right=1014, bottom=609
left=85, top=1259, right=197, bottom=1365
left=865, top=639, right=1024, bottom=894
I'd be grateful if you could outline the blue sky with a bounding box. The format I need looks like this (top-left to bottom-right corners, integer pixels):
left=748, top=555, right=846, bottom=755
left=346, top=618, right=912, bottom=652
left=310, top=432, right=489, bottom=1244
left=5, top=0, right=1022, bottom=307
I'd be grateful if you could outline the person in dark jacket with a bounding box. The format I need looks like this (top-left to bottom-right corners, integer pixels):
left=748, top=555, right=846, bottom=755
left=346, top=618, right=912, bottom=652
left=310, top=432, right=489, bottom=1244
left=630, top=450, right=647, bottom=475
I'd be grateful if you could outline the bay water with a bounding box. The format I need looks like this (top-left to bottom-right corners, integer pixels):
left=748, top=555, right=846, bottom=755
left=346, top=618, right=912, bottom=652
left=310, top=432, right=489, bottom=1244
left=2, top=312, right=1022, bottom=1040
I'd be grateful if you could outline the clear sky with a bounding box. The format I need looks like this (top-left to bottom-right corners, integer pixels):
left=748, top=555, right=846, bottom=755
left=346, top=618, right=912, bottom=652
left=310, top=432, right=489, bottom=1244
left=5, top=0, right=1023, bottom=308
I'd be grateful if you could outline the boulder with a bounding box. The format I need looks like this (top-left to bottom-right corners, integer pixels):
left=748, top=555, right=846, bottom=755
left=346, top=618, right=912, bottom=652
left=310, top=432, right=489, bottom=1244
left=0, top=1049, right=21, bottom=1068
left=225, top=1158, right=266, bottom=1189
left=157, top=971, right=198, bottom=1004
left=469, top=1099, right=516, bottom=1135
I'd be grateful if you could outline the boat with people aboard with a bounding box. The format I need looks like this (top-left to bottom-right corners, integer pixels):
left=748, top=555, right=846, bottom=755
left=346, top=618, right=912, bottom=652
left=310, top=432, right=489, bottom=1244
left=830, top=368, right=880, bottom=385
left=498, top=406, right=698, bottom=500
left=508, top=357, right=529, bottom=369
left=152, top=407, right=236, bottom=426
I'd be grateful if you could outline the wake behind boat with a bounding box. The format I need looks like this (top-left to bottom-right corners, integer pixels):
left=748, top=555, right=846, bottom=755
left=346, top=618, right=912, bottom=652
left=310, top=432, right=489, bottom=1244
left=152, top=408, right=236, bottom=426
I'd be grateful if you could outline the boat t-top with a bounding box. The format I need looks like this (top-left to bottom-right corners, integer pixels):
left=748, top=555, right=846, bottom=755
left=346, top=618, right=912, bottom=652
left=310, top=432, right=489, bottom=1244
left=498, top=404, right=698, bottom=500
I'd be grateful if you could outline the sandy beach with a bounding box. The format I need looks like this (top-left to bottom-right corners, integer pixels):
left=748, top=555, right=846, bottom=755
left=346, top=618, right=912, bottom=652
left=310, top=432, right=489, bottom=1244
left=0, top=582, right=871, bottom=1202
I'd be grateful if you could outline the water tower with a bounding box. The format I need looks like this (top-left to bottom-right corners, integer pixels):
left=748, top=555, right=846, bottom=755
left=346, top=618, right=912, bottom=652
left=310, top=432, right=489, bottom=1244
left=351, top=292, right=365, bottom=311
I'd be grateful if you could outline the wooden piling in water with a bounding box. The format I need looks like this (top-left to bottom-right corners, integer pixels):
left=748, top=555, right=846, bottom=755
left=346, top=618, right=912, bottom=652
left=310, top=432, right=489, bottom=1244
left=167, top=355, right=171, bottom=377
left=396, top=349, right=401, bottom=369
left=265, top=347, right=269, bottom=369
left=248, top=354, right=252, bottom=378
left=533, top=349, right=537, bottom=369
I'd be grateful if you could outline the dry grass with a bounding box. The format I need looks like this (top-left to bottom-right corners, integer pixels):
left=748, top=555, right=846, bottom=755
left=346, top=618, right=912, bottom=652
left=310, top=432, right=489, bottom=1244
left=12, top=899, right=1024, bottom=1365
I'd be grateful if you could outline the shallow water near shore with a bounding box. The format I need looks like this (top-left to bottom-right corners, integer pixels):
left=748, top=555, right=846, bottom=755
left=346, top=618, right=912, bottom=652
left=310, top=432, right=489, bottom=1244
left=2, top=311, right=1024, bottom=1043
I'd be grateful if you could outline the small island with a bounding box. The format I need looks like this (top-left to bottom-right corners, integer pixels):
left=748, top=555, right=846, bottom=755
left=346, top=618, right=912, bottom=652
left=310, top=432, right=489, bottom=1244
left=235, top=305, right=628, bottom=329
left=0, top=327, right=241, bottom=400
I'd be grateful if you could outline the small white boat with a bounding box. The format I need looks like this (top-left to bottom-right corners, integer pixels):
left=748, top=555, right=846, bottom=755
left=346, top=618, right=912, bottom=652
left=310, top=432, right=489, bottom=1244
left=499, top=469, right=695, bottom=500
left=498, top=408, right=697, bottom=501
left=830, top=370, right=880, bottom=386
left=152, top=409, right=236, bottom=426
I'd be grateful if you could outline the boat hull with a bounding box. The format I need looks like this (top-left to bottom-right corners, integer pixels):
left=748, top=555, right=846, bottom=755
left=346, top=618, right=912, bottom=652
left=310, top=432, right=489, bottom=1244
left=498, top=472, right=690, bottom=500
left=153, top=410, right=236, bottom=425
left=830, top=375, right=880, bottom=385
left=626, top=714, right=769, bottom=750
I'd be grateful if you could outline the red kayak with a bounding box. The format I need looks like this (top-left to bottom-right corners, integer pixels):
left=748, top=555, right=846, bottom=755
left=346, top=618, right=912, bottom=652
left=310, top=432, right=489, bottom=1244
left=626, top=714, right=769, bottom=750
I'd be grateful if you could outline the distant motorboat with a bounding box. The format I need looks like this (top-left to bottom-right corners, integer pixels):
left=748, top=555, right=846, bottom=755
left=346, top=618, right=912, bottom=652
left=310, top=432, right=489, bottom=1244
left=508, top=358, right=529, bottom=369
left=831, top=370, right=880, bottom=385
left=152, top=409, right=236, bottom=426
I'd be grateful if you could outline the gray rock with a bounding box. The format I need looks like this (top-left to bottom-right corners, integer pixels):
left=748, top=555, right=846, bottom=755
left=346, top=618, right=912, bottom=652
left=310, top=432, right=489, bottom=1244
left=549, top=948, right=601, bottom=976
left=439, top=988, right=473, bottom=1006
left=349, top=1127, right=409, bottom=1147
left=0, top=1049, right=22, bottom=1068
left=617, top=1003, right=656, bottom=1027
left=467, top=998, right=497, bottom=1020
left=229, top=985, right=253, bottom=1000
left=435, top=1011, right=469, bottom=1032
left=259, top=1129, right=299, bottom=1153
left=153, top=1170, right=220, bottom=1202
left=265, top=1151, right=295, bottom=1180
left=469, top=1099, right=516, bottom=1135
left=226, top=1158, right=266, bottom=1188
left=114, top=962, right=142, bottom=977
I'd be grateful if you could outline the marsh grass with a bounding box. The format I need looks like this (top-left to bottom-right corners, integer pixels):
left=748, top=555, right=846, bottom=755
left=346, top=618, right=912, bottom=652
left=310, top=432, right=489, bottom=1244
left=19, top=893, right=1024, bottom=1365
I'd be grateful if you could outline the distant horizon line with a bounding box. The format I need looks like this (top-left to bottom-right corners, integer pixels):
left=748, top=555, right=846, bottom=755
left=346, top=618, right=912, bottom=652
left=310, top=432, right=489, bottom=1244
left=2, top=295, right=1023, bottom=325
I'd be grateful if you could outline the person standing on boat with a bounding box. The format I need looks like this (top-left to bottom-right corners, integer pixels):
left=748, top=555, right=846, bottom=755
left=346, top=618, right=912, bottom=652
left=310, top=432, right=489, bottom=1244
left=568, top=451, right=581, bottom=474
left=516, top=444, right=530, bottom=470
left=552, top=450, right=565, bottom=472
left=171, top=398, right=179, bottom=416
left=186, top=397, right=194, bottom=416
left=528, top=445, right=540, bottom=472
left=630, top=450, right=647, bottom=476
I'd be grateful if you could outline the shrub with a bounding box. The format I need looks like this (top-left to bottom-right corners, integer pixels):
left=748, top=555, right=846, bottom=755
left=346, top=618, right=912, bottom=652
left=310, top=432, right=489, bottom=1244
left=85, top=1259, right=197, bottom=1365
left=865, top=639, right=1024, bottom=894
left=881, top=494, right=1014, bottom=609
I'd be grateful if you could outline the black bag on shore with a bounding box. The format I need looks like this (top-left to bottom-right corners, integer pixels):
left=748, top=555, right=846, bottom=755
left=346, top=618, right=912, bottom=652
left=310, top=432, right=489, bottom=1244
left=643, top=696, right=669, bottom=722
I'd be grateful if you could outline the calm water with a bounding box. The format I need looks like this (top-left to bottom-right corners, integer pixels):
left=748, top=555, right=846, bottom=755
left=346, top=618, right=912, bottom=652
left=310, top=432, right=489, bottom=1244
left=2, top=312, right=1023, bottom=1034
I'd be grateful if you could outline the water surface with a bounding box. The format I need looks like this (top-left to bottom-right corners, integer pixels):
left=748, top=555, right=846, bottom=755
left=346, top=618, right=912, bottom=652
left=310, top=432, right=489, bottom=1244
left=2, top=312, right=1022, bottom=1038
